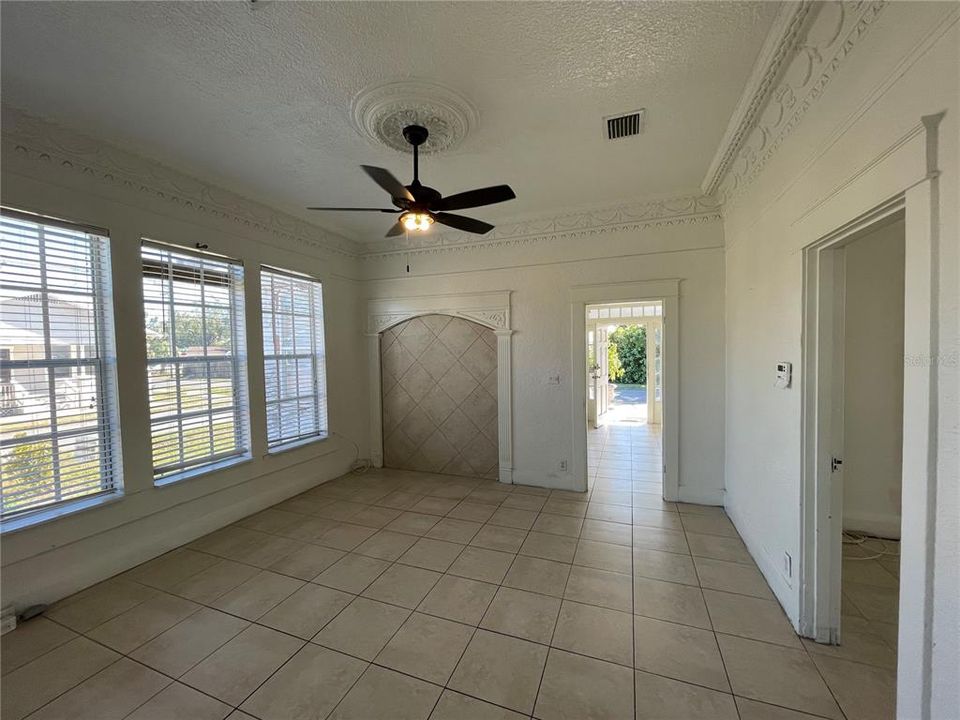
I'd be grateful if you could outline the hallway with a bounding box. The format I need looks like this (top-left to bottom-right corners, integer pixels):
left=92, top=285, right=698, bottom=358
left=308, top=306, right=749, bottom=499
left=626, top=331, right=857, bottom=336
left=588, top=419, right=663, bottom=496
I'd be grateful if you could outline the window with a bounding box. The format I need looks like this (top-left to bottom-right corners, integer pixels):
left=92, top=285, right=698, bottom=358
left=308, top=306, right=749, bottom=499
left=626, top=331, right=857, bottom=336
left=0, top=209, right=121, bottom=520
left=260, top=267, right=328, bottom=449
left=142, top=242, right=249, bottom=481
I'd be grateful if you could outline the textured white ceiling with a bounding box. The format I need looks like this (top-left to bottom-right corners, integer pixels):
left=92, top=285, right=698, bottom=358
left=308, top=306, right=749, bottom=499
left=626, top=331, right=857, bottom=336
left=0, top=1, right=776, bottom=243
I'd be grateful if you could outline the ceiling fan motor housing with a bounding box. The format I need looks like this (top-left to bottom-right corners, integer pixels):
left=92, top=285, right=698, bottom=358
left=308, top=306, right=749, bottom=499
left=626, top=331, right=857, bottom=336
left=402, top=124, right=430, bottom=147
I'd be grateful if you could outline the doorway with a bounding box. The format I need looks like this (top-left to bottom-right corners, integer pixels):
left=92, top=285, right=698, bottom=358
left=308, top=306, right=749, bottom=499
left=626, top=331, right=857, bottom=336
left=585, top=301, right=664, bottom=495
left=801, top=208, right=905, bottom=704
left=839, top=217, right=904, bottom=666
left=570, top=280, right=678, bottom=499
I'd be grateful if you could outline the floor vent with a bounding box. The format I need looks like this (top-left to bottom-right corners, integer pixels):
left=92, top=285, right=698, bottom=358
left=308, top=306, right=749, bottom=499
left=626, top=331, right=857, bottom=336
left=604, top=110, right=645, bottom=140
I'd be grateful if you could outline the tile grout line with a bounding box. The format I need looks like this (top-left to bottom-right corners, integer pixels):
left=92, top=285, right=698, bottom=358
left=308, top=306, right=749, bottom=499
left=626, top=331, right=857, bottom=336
left=15, top=455, right=889, bottom=720
left=36, top=615, right=247, bottom=719
left=528, top=463, right=592, bottom=720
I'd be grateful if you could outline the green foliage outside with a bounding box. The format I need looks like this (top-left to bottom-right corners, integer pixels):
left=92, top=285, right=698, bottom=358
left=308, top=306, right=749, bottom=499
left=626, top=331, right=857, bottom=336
left=1, top=433, right=100, bottom=513
left=145, top=311, right=232, bottom=358
left=609, top=325, right=647, bottom=385
left=606, top=341, right=622, bottom=382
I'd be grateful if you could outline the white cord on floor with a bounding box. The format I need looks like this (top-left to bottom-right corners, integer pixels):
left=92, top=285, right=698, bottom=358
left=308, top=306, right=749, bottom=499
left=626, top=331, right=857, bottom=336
left=331, top=431, right=371, bottom=474
left=841, top=530, right=901, bottom=561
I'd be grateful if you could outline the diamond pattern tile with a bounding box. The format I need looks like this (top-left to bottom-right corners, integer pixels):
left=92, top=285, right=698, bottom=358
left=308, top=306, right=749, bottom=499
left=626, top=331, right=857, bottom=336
left=382, top=315, right=499, bottom=478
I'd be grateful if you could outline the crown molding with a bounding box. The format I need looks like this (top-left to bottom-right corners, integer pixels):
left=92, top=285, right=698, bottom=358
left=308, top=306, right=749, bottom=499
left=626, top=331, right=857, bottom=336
left=0, top=107, right=363, bottom=259
left=704, top=0, right=887, bottom=204
left=701, top=1, right=814, bottom=196
left=3, top=1, right=884, bottom=266
left=359, top=194, right=722, bottom=261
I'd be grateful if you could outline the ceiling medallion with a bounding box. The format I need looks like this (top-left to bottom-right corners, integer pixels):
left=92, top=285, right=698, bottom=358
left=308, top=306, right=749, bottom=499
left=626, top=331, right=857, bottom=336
left=351, top=80, right=478, bottom=155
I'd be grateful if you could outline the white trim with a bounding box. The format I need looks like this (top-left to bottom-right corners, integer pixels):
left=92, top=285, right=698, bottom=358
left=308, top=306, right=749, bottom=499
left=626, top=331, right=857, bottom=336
left=362, top=198, right=721, bottom=260
left=1, top=109, right=361, bottom=259
left=367, top=291, right=510, bottom=334
left=154, top=454, right=254, bottom=489
left=366, top=292, right=513, bottom=483
left=678, top=486, right=723, bottom=506
left=569, top=280, right=680, bottom=501
left=701, top=1, right=814, bottom=195
left=708, top=1, right=888, bottom=203
left=899, top=172, right=939, bottom=720
left=0, top=491, right=123, bottom=536
left=800, top=197, right=909, bottom=643
left=799, top=113, right=942, bottom=718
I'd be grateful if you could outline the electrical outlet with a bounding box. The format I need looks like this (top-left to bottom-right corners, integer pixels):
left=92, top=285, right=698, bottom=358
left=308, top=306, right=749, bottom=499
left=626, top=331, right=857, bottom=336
left=1, top=606, right=17, bottom=635
left=560, top=459, right=568, bottom=471
left=783, top=552, right=792, bottom=578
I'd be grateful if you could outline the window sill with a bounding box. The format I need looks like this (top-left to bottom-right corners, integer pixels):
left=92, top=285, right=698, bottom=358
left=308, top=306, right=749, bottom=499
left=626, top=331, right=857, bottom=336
left=154, top=454, right=253, bottom=488
left=1, top=491, right=124, bottom=535
left=265, top=434, right=330, bottom=457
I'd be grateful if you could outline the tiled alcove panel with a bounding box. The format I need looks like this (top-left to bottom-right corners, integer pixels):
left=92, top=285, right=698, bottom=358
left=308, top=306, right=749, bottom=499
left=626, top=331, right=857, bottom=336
left=381, top=315, right=498, bottom=479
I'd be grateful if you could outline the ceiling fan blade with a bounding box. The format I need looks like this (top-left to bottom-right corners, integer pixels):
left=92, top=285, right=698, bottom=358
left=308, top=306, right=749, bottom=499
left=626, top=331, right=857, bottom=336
left=434, top=212, right=495, bottom=235
left=385, top=219, right=406, bottom=237
left=307, top=207, right=400, bottom=212
left=433, top=184, right=515, bottom=212
left=361, top=165, right=414, bottom=202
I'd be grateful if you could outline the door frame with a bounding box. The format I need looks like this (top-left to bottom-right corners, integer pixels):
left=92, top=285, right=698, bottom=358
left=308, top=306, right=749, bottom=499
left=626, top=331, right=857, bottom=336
left=366, top=291, right=514, bottom=483
left=800, top=177, right=938, bottom=715
left=570, top=280, right=679, bottom=500
left=800, top=200, right=904, bottom=644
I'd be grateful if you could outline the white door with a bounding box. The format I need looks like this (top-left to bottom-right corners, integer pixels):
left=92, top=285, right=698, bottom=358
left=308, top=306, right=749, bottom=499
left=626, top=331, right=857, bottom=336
left=596, top=326, right=610, bottom=419
left=645, top=320, right=663, bottom=425
left=587, top=328, right=599, bottom=428
left=587, top=325, right=610, bottom=428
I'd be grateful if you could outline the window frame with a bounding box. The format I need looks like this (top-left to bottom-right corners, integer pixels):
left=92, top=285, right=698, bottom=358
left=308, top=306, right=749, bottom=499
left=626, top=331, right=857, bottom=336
left=141, top=239, right=251, bottom=484
left=260, top=265, right=329, bottom=453
left=0, top=208, right=123, bottom=529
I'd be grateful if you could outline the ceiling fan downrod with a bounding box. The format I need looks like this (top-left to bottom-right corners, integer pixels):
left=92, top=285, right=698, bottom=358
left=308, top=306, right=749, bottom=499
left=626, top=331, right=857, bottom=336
left=402, top=124, right=429, bottom=186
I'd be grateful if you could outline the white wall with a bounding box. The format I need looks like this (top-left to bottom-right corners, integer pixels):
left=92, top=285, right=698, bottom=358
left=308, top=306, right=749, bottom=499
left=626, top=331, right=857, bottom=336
left=362, top=217, right=726, bottom=503
left=842, top=218, right=905, bottom=539
left=721, top=4, right=958, bottom=716
left=0, top=111, right=369, bottom=610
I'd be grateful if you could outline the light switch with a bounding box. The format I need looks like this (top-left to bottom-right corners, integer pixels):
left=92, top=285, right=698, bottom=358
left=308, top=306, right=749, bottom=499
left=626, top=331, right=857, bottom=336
left=775, top=362, right=792, bottom=389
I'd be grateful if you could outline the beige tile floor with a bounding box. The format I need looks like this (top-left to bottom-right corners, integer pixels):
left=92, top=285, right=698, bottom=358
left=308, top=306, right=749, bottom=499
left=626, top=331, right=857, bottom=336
left=0, top=424, right=896, bottom=720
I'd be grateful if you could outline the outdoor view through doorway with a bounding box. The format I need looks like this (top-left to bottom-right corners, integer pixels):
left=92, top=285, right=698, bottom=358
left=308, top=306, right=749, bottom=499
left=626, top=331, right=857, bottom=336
left=586, top=301, right=663, bottom=494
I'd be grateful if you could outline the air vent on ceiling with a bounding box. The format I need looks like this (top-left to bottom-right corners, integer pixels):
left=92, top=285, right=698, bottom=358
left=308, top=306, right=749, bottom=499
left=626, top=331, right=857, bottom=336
left=604, top=109, right=645, bottom=140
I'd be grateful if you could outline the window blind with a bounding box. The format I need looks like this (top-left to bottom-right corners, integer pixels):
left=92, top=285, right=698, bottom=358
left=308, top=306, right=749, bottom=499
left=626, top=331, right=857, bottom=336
left=142, top=242, right=249, bottom=480
left=261, top=267, right=328, bottom=448
left=0, top=210, right=121, bottom=519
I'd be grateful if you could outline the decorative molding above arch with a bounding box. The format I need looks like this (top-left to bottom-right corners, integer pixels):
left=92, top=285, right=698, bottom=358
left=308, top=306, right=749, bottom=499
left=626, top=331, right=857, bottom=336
left=366, top=292, right=514, bottom=483
left=366, top=291, right=511, bottom=334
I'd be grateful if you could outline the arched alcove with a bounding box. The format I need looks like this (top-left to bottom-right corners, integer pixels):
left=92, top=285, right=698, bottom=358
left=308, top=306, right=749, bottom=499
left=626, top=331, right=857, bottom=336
left=381, top=314, right=499, bottom=478
left=366, top=292, right=513, bottom=483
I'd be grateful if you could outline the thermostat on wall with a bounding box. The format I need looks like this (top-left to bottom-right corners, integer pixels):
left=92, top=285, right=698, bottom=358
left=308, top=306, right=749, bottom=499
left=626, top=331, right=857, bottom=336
left=775, top=362, right=792, bottom=389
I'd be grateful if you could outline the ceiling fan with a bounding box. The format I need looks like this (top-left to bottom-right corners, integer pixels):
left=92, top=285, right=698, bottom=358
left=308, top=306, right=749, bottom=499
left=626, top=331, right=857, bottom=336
left=308, top=124, right=516, bottom=237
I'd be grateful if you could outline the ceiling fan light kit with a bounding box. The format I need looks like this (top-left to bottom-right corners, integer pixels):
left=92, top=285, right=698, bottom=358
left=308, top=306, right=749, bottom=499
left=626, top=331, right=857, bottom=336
left=308, top=123, right=515, bottom=236
left=402, top=212, right=434, bottom=232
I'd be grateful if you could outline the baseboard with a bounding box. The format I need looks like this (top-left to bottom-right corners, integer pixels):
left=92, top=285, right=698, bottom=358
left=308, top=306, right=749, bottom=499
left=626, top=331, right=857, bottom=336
left=678, top=486, right=724, bottom=505
left=510, top=468, right=582, bottom=493
left=2, top=456, right=355, bottom=610
left=843, top=512, right=901, bottom=540
left=724, top=496, right=800, bottom=630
